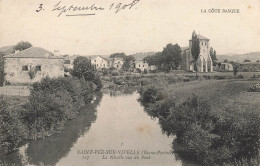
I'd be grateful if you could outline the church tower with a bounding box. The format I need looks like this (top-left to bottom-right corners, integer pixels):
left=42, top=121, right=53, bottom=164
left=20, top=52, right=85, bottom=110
left=187, top=32, right=213, bottom=72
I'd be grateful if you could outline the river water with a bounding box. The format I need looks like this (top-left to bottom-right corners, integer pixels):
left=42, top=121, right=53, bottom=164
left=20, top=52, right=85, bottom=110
left=2, top=91, right=184, bottom=166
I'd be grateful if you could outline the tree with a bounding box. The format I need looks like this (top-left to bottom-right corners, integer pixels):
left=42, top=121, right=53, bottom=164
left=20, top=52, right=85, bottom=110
left=191, top=31, right=200, bottom=76
left=161, top=43, right=182, bottom=71
left=223, top=59, right=229, bottom=63
left=210, top=47, right=218, bottom=66
left=14, top=41, right=32, bottom=51
left=243, top=59, right=251, bottom=63
left=122, top=55, right=135, bottom=71
left=109, top=53, right=126, bottom=59
left=0, top=52, right=4, bottom=86
left=71, top=56, right=102, bottom=90
left=233, top=66, right=238, bottom=76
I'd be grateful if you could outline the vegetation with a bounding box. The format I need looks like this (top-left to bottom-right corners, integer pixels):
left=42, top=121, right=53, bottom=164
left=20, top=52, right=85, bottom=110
left=191, top=31, right=200, bottom=75
left=71, top=56, right=102, bottom=90
left=14, top=41, right=32, bottom=51
left=210, top=47, right=217, bottom=66
left=144, top=43, right=182, bottom=72
left=0, top=55, right=102, bottom=156
left=0, top=52, right=4, bottom=86
left=138, top=86, right=260, bottom=165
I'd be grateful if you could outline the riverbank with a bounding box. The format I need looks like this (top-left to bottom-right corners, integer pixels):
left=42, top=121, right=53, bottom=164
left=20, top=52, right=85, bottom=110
left=101, top=71, right=258, bottom=90
left=138, top=76, right=260, bottom=165
left=0, top=76, right=99, bottom=157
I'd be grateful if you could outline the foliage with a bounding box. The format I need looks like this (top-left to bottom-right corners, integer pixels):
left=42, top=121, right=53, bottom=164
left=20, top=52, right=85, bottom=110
left=0, top=52, right=4, bottom=86
left=0, top=76, right=96, bottom=155
left=210, top=47, right=217, bottom=66
left=191, top=31, right=200, bottom=74
left=248, top=83, right=260, bottom=92
left=144, top=43, right=182, bottom=72
left=28, top=67, right=37, bottom=79
left=71, top=56, right=102, bottom=90
left=0, top=98, right=28, bottom=156
left=111, top=70, right=120, bottom=76
left=14, top=41, right=32, bottom=51
left=109, top=53, right=126, bottom=59
left=122, top=55, right=135, bottom=71
left=223, top=59, right=229, bottom=63
left=233, top=66, right=238, bottom=76
left=139, top=91, right=260, bottom=165
left=244, top=59, right=251, bottom=63
left=161, top=43, right=182, bottom=71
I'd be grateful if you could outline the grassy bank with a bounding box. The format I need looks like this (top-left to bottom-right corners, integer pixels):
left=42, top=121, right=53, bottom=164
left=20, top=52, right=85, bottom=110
left=101, top=71, right=258, bottom=90
left=0, top=76, right=98, bottom=156
left=138, top=77, right=260, bottom=165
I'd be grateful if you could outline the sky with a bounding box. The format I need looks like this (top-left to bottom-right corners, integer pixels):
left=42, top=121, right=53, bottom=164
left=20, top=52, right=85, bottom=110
left=0, top=0, right=260, bottom=55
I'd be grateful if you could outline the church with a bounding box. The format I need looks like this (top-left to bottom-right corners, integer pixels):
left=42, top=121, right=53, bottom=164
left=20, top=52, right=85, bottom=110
left=181, top=32, right=213, bottom=72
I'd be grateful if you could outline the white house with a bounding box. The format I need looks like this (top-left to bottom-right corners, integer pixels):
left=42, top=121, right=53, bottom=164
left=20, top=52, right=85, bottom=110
left=113, top=58, right=124, bottom=69
left=135, top=60, right=149, bottom=72
left=91, top=56, right=109, bottom=69
left=221, top=63, right=233, bottom=71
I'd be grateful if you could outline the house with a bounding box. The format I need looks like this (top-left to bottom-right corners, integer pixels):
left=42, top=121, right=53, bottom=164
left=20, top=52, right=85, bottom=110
left=4, top=47, right=64, bottom=84
left=135, top=60, right=149, bottom=72
left=90, top=55, right=109, bottom=69
left=220, top=63, right=233, bottom=71
left=113, top=58, right=124, bottom=69
left=181, top=32, right=213, bottom=72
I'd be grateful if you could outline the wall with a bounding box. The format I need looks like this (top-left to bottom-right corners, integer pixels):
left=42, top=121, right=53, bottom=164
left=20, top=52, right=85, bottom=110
left=4, top=57, right=64, bottom=84
left=91, top=56, right=109, bottom=69
left=135, top=61, right=149, bottom=71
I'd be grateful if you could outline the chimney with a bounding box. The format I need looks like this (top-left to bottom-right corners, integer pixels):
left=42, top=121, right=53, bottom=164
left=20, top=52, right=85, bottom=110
left=15, top=50, right=20, bottom=53
left=54, top=50, right=60, bottom=56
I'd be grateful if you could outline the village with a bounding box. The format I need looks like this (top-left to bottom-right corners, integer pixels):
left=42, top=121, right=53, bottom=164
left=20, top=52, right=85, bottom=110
left=0, top=32, right=260, bottom=166
left=1, top=33, right=259, bottom=89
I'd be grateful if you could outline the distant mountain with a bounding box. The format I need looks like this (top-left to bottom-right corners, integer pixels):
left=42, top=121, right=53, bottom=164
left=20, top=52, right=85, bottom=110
left=217, top=52, right=260, bottom=62
left=131, top=52, right=157, bottom=61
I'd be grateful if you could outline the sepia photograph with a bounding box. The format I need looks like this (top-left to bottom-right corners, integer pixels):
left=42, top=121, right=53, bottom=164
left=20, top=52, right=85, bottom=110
left=0, top=0, right=260, bottom=165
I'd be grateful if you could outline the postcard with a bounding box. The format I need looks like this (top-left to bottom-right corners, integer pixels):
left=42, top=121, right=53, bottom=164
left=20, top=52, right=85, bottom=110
left=0, top=0, right=260, bottom=166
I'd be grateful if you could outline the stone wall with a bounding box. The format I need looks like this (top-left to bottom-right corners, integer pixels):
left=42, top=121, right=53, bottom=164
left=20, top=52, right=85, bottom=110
left=4, top=57, right=64, bottom=84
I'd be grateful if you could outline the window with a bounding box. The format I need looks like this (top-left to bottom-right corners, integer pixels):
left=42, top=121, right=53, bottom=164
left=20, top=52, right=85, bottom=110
left=143, top=65, right=144, bottom=67
left=96, top=64, right=98, bottom=67
left=103, top=64, right=105, bottom=67
left=22, top=65, right=28, bottom=71
left=36, top=65, right=41, bottom=71
left=139, top=64, right=141, bottom=67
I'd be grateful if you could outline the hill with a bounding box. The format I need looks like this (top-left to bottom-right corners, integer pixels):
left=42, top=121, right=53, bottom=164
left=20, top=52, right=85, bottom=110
left=217, top=52, right=260, bottom=62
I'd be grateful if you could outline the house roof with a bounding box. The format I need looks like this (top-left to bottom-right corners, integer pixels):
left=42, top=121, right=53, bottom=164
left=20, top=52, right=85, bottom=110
left=4, top=47, right=63, bottom=59
left=189, top=34, right=209, bottom=41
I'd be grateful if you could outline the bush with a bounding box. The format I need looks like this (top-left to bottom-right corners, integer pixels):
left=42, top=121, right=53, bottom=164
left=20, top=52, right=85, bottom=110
left=138, top=86, right=166, bottom=104
left=248, top=83, right=260, bottom=92
left=0, top=98, right=28, bottom=156
left=111, top=70, right=120, bottom=76
left=139, top=93, right=260, bottom=165
left=237, top=74, right=244, bottom=79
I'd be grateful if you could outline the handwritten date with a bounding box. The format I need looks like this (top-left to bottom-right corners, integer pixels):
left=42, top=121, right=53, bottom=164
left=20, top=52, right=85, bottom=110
left=48, top=0, right=141, bottom=17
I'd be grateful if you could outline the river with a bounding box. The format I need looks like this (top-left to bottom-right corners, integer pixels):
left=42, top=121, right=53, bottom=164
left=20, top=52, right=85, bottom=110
left=1, top=91, right=184, bottom=166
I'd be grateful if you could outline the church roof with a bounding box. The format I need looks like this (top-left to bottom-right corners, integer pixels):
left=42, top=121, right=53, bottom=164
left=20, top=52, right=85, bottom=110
left=189, top=34, right=209, bottom=41
left=4, top=47, right=63, bottom=59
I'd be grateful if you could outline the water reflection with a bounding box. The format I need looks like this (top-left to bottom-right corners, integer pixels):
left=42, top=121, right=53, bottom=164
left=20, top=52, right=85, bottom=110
left=25, top=93, right=102, bottom=166
left=103, top=86, right=137, bottom=97
left=1, top=90, right=184, bottom=166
